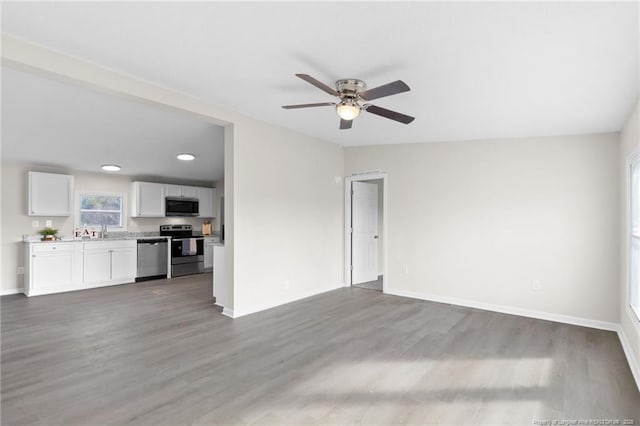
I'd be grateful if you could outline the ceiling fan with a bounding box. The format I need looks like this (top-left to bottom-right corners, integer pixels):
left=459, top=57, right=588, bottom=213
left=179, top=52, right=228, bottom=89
left=282, top=73, right=415, bottom=129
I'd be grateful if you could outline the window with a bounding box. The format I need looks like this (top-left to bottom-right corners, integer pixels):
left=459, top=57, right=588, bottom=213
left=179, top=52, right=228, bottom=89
left=630, top=156, right=640, bottom=320
left=78, top=192, right=125, bottom=230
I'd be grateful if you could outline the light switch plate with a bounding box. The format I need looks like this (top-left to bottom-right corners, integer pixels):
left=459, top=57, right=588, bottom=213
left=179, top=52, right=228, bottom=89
left=45, top=220, right=52, bottom=227
left=32, top=220, right=39, bottom=228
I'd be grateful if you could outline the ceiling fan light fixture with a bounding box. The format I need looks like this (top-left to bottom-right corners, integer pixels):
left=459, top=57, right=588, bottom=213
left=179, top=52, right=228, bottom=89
left=336, top=100, right=361, bottom=121
left=283, top=74, right=414, bottom=128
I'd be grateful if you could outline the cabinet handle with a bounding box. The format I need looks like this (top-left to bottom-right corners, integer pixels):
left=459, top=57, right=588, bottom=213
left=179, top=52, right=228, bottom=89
left=32, top=254, right=36, bottom=258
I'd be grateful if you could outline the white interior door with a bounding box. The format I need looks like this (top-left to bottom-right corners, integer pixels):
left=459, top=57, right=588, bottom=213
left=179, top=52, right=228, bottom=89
left=352, top=181, right=379, bottom=284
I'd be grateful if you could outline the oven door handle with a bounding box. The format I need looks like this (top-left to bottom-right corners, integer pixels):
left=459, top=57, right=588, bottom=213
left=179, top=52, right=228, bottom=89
left=171, top=237, right=205, bottom=241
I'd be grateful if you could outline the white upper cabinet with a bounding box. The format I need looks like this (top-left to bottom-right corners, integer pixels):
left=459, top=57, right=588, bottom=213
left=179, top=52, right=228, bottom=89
left=133, top=181, right=214, bottom=218
left=131, top=182, right=165, bottom=217
left=198, top=188, right=216, bottom=218
left=28, top=171, right=73, bottom=216
left=164, top=184, right=182, bottom=198
left=165, top=184, right=197, bottom=198
left=182, top=186, right=198, bottom=198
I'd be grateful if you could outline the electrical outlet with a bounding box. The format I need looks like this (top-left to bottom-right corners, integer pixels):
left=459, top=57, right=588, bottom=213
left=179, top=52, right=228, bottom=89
left=532, top=280, right=541, bottom=290
left=45, top=220, right=52, bottom=227
left=17, top=267, right=24, bottom=275
left=402, top=265, right=409, bottom=275
left=32, top=220, right=39, bottom=228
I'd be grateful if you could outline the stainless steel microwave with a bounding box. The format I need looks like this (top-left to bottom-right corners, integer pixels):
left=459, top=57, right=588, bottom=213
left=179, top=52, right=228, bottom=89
left=165, top=197, right=199, bottom=216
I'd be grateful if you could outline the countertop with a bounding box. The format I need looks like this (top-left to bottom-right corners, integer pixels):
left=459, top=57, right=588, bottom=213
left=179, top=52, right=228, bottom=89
left=105, top=235, right=170, bottom=241
left=26, top=235, right=224, bottom=244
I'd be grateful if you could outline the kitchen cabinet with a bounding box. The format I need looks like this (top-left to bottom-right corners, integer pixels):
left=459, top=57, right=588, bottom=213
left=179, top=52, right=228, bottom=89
left=25, top=242, right=80, bottom=296
left=165, top=184, right=197, bottom=198
left=28, top=171, right=74, bottom=216
left=24, top=240, right=137, bottom=296
left=204, top=237, right=215, bottom=271
left=131, top=182, right=165, bottom=217
left=83, top=248, right=111, bottom=284
left=83, top=241, right=137, bottom=286
left=133, top=181, right=215, bottom=218
left=110, top=245, right=137, bottom=282
left=213, top=245, right=225, bottom=307
left=198, top=188, right=216, bottom=218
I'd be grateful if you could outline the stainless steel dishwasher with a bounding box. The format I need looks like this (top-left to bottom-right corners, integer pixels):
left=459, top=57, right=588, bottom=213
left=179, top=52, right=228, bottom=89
left=136, top=238, right=168, bottom=281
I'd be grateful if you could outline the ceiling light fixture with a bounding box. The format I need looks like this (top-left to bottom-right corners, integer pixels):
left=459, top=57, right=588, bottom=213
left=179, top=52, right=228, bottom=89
left=101, top=164, right=121, bottom=172
left=176, top=153, right=196, bottom=161
left=335, top=98, right=361, bottom=121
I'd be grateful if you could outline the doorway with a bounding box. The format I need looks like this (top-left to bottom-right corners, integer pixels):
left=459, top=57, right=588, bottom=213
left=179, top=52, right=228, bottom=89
left=344, top=174, right=387, bottom=292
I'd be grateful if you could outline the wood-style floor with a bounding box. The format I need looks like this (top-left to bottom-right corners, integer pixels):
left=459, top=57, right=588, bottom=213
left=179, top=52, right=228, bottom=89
left=353, top=275, right=383, bottom=292
left=2, top=274, right=639, bottom=425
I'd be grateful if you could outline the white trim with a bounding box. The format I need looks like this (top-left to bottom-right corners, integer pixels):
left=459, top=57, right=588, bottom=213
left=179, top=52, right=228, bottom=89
left=25, top=279, right=135, bottom=297
left=386, top=287, right=619, bottom=332
left=1, top=288, right=24, bottom=296
left=221, top=307, right=234, bottom=318
left=231, top=283, right=344, bottom=318
left=627, top=152, right=640, bottom=323
left=344, top=173, right=388, bottom=293
left=617, top=325, right=640, bottom=391
left=75, top=191, right=128, bottom=231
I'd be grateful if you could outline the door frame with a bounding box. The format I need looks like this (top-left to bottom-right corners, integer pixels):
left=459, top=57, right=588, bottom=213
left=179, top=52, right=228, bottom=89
left=344, top=173, right=388, bottom=292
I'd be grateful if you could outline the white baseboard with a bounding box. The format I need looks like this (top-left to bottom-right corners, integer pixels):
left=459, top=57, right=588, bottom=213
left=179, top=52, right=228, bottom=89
left=232, top=283, right=344, bottom=318
left=1, top=287, right=24, bottom=296
left=617, top=326, right=640, bottom=392
left=385, top=287, right=619, bottom=332
left=221, top=307, right=234, bottom=318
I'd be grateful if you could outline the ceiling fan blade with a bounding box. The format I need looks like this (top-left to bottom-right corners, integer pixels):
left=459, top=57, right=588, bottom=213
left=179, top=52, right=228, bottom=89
left=282, top=102, right=335, bottom=109
left=339, top=119, right=353, bottom=130
left=365, top=104, right=415, bottom=124
left=295, top=74, right=340, bottom=97
left=359, top=80, right=410, bottom=101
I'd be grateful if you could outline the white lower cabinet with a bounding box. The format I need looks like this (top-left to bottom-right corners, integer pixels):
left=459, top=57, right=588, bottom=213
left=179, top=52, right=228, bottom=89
left=204, top=237, right=215, bottom=271
left=25, top=240, right=137, bottom=296
left=82, top=241, right=137, bottom=287
left=110, top=245, right=137, bottom=282
left=26, top=243, right=79, bottom=296
left=83, top=249, right=111, bottom=285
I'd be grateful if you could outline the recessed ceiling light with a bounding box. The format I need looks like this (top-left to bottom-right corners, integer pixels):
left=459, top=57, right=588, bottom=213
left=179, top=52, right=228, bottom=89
left=101, top=164, right=121, bottom=172
left=176, top=153, right=196, bottom=161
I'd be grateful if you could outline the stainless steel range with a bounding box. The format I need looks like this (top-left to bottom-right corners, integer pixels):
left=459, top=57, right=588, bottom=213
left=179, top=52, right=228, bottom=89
left=160, top=225, right=204, bottom=277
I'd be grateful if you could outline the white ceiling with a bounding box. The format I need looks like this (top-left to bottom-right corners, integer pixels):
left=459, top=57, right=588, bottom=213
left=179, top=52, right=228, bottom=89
left=1, top=67, right=225, bottom=183
left=1, top=2, right=638, bottom=148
